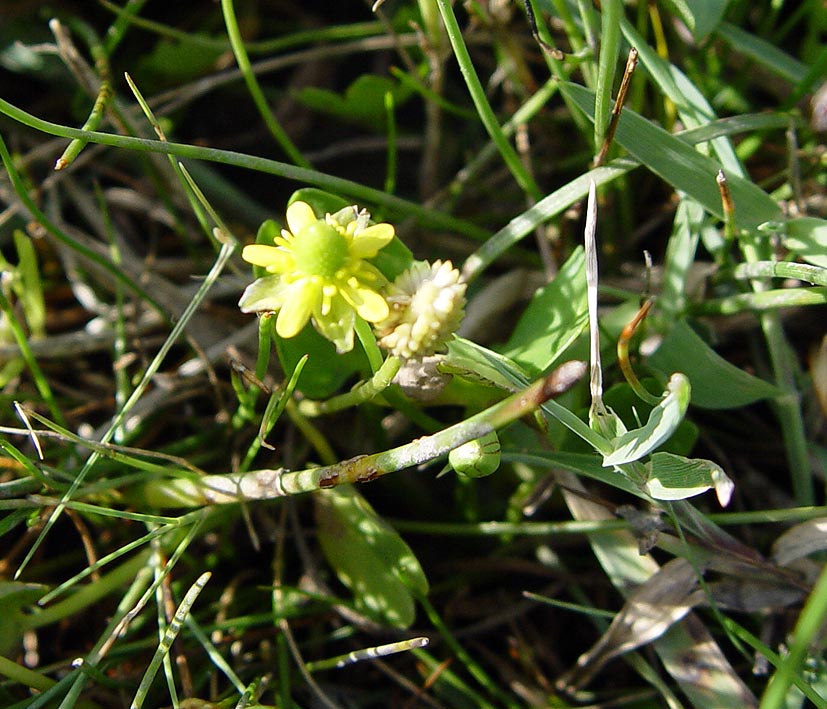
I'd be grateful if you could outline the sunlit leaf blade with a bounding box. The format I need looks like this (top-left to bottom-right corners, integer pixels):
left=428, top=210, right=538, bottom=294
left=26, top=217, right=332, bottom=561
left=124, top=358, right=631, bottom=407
left=560, top=82, right=782, bottom=231
left=647, top=319, right=781, bottom=408
left=500, top=247, right=588, bottom=376
left=645, top=451, right=734, bottom=505
left=716, top=22, right=808, bottom=83
left=783, top=216, right=827, bottom=269
left=603, top=374, right=691, bottom=466
left=621, top=20, right=743, bottom=173
left=444, top=336, right=532, bottom=392
left=315, top=486, right=428, bottom=628
left=660, top=0, right=730, bottom=40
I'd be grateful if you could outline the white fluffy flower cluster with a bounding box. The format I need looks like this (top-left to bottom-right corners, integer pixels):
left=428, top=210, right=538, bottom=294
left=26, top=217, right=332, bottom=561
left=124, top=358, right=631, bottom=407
left=374, top=260, right=466, bottom=360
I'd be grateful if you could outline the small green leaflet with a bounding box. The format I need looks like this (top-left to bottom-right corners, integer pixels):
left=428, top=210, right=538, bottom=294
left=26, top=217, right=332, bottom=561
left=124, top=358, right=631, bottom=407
left=782, top=217, right=827, bottom=269
left=645, top=452, right=734, bottom=506
left=603, top=373, right=691, bottom=467
left=444, top=336, right=532, bottom=392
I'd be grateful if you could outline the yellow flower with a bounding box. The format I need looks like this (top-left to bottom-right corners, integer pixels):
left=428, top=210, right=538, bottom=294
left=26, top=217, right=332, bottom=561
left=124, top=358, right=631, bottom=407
left=239, top=201, right=394, bottom=353
left=374, top=260, right=466, bottom=360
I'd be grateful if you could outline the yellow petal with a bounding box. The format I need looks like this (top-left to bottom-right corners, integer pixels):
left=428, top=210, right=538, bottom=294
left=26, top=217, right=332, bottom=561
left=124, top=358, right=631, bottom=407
left=285, top=201, right=318, bottom=236
left=275, top=279, right=320, bottom=338
left=350, top=223, right=395, bottom=258
left=242, top=244, right=291, bottom=272
left=346, top=285, right=390, bottom=323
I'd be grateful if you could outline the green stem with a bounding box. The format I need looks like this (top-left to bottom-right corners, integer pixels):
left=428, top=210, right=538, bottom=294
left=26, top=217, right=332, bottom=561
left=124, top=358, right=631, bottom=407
left=354, top=316, right=383, bottom=373
left=103, top=0, right=150, bottom=54
left=298, top=356, right=402, bottom=417
left=594, top=0, right=622, bottom=157
left=220, top=0, right=311, bottom=168
left=761, top=560, right=827, bottom=706
left=0, top=655, right=55, bottom=692
left=17, top=240, right=237, bottom=577
left=737, top=229, right=814, bottom=504
left=101, top=0, right=382, bottom=55
left=416, top=592, right=519, bottom=708
left=140, top=367, right=603, bottom=507
left=693, top=286, right=827, bottom=315
left=548, top=0, right=593, bottom=83
left=55, top=47, right=113, bottom=168
left=304, top=636, right=428, bottom=673
left=0, top=289, right=67, bottom=429
left=24, top=552, right=150, bottom=630
left=0, top=132, right=167, bottom=318
left=0, top=96, right=487, bottom=240
left=56, top=553, right=156, bottom=707
left=441, top=77, right=560, bottom=210
left=434, top=0, right=543, bottom=200
left=729, top=260, right=827, bottom=286
left=285, top=399, right=338, bottom=466
left=132, top=572, right=211, bottom=709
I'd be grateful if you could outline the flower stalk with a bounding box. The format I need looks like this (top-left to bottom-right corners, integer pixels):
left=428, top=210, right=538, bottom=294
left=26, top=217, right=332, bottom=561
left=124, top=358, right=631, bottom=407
left=139, top=361, right=587, bottom=508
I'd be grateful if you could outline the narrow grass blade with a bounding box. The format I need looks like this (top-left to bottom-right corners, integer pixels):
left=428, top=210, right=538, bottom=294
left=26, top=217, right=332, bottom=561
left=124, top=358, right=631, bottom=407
left=130, top=572, right=211, bottom=709
left=560, top=82, right=783, bottom=231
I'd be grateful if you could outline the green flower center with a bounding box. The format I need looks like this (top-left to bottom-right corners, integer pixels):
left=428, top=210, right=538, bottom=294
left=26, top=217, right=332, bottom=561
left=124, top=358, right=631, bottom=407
left=292, top=221, right=349, bottom=279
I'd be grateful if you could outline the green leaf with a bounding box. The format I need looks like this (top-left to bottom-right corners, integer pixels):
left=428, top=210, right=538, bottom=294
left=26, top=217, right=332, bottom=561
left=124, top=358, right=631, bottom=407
left=716, top=22, right=808, bottom=84
left=500, top=247, right=588, bottom=376
left=782, top=217, right=827, bottom=269
left=603, top=373, right=691, bottom=467
left=604, top=381, right=699, bottom=456
left=293, top=74, right=411, bottom=130
left=288, top=187, right=350, bottom=215
left=620, top=20, right=742, bottom=174
left=13, top=230, right=45, bottom=337
left=659, top=0, right=730, bottom=40
left=135, top=36, right=223, bottom=87
left=659, top=198, right=704, bottom=320
left=647, top=319, right=781, bottom=409
left=560, top=82, right=782, bottom=232
left=645, top=452, right=734, bottom=506
left=443, top=337, right=532, bottom=392
left=315, top=486, right=428, bottom=628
